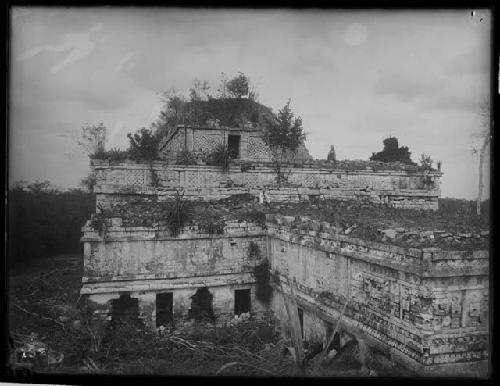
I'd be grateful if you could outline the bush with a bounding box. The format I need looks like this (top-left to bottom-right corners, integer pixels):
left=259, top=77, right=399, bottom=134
left=419, top=153, right=434, bottom=170
left=198, top=218, right=226, bottom=235
left=90, top=148, right=129, bottom=162
left=127, top=128, right=160, bottom=162
left=176, top=149, right=198, bottom=165
left=206, top=143, right=230, bottom=171
left=370, top=137, right=416, bottom=165
left=165, top=191, right=192, bottom=237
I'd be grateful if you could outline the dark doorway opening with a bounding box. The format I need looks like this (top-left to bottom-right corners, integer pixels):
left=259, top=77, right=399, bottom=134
left=188, top=287, right=215, bottom=321
left=111, top=294, right=139, bottom=327
left=297, top=307, right=304, bottom=338
left=156, top=292, right=173, bottom=327
left=234, top=289, right=251, bottom=315
left=228, top=135, right=241, bottom=159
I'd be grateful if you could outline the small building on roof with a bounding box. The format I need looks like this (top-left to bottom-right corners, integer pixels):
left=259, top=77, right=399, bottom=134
left=158, top=124, right=312, bottom=163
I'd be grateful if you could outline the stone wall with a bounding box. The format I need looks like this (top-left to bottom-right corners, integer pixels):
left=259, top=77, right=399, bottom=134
left=81, top=219, right=268, bottom=327
left=92, top=160, right=442, bottom=210
left=266, top=214, right=489, bottom=376
left=79, top=209, right=488, bottom=375
left=158, top=125, right=311, bottom=162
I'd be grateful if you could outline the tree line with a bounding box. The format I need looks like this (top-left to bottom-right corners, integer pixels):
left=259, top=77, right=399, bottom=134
left=8, top=181, right=95, bottom=268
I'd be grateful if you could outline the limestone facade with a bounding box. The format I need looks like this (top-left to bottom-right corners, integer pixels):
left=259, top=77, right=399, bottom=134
left=158, top=125, right=312, bottom=163
left=93, top=160, right=442, bottom=211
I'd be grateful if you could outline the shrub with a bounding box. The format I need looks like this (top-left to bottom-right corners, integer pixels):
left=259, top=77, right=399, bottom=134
left=240, top=210, right=266, bottom=227
left=370, top=137, right=416, bottom=165
left=127, top=128, right=160, bottom=162
left=226, top=72, right=249, bottom=98
left=176, top=149, right=198, bottom=165
left=198, top=218, right=226, bottom=235
left=419, top=153, right=434, bottom=170
left=206, top=143, right=230, bottom=171
left=165, top=190, right=192, bottom=237
left=90, top=148, right=129, bottom=161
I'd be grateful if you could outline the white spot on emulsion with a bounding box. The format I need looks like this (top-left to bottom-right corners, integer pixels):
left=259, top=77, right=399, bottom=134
left=342, top=23, right=368, bottom=46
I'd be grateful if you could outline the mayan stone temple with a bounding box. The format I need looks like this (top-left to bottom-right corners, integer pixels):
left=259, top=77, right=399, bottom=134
left=80, top=122, right=488, bottom=377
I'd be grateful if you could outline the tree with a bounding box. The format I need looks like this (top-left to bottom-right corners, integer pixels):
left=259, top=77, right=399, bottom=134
left=369, top=137, right=416, bottom=165
left=127, top=128, right=160, bottom=162
left=189, top=79, right=211, bottom=126
left=472, top=98, right=492, bottom=215
left=78, top=122, right=107, bottom=156
left=8, top=181, right=95, bottom=267
left=127, top=128, right=162, bottom=187
left=226, top=72, right=249, bottom=98
left=262, top=99, right=305, bottom=185
left=419, top=153, right=433, bottom=170
left=152, top=89, right=189, bottom=139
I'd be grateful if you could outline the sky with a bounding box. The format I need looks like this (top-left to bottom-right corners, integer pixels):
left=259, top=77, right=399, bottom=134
left=9, top=8, right=492, bottom=199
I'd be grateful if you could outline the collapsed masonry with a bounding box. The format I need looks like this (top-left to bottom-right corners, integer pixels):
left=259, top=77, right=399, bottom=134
left=81, top=152, right=488, bottom=376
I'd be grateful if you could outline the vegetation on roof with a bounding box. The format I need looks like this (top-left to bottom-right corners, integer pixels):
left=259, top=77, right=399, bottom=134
left=97, top=195, right=488, bottom=251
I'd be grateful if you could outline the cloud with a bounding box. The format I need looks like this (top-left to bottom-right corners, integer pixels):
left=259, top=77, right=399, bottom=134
left=16, top=23, right=103, bottom=74
left=421, top=72, right=489, bottom=112
left=445, top=43, right=490, bottom=76
left=116, top=52, right=135, bottom=72
left=373, top=68, right=446, bottom=101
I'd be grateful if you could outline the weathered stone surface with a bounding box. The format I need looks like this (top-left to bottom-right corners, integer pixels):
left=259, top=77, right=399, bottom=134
left=93, top=161, right=441, bottom=210
left=266, top=215, right=489, bottom=376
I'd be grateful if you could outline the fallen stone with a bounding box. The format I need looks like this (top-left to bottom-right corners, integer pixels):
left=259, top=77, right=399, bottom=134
left=380, top=229, right=397, bottom=239
left=344, top=227, right=354, bottom=235
left=480, top=230, right=489, bottom=237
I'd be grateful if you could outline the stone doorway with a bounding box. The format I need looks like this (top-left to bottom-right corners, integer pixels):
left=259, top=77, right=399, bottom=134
left=234, top=288, right=251, bottom=315
left=156, top=292, right=173, bottom=327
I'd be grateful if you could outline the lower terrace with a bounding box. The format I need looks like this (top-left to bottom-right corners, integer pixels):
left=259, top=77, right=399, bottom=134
left=92, top=195, right=489, bottom=251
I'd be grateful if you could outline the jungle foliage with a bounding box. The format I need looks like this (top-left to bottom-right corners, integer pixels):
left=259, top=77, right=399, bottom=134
left=8, top=182, right=95, bottom=268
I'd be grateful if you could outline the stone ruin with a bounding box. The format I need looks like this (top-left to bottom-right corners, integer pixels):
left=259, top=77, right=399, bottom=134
left=80, top=125, right=488, bottom=376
